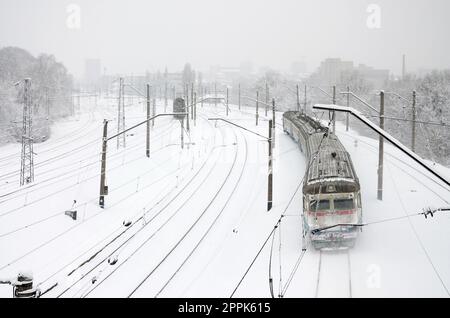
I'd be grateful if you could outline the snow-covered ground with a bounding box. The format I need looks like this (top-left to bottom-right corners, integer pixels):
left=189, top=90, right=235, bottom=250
left=0, top=96, right=449, bottom=298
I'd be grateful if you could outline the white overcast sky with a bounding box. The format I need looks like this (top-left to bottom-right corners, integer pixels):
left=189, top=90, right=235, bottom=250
left=1, top=0, right=449, bottom=78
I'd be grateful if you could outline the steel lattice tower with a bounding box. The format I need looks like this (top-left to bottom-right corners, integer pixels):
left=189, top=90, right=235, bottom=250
left=20, top=78, right=34, bottom=186
left=117, top=77, right=126, bottom=149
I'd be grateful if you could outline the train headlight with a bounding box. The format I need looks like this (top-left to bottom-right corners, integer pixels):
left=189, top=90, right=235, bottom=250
left=326, top=185, right=336, bottom=193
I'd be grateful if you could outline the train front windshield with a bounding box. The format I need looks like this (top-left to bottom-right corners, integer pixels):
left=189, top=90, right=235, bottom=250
left=310, top=200, right=330, bottom=211
left=308, top=196, right=357, bottom=226
left=334, top=199, right=354, bottom=210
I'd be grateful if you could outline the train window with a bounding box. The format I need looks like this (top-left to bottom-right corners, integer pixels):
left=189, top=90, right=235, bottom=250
left=310, top=200, right=330, bottom=211
left=334, top=199, right=354, bottom=210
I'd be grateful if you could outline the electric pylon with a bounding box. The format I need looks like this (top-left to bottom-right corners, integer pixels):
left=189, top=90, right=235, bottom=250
left=20, top=78, right=34, bottom=186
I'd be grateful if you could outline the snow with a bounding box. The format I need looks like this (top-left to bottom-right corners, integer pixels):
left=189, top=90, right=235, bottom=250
left=0, top=97, right=449, bottom=298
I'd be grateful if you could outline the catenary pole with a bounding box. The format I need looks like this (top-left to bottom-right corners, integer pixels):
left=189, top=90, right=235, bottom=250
left=412, top=90, right=416, bottom=152
left=99, top=119, right=108, bottom=208
left=268, top=119, right=273, bottom=211
left=256, top=91, right=259, bottom=126
left=377, top=91, right=385, bottom=200
left=346, top=86, right=350, bottom=131
left=146, top=84, right=151, bottom=157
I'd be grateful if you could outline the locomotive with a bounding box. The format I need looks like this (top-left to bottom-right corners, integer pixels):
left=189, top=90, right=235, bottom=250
left=283, top=111, right=362, bottom=249
left=173, top=97, right=186, bottom=120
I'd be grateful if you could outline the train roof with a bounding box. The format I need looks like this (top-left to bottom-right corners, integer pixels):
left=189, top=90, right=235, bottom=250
left=283, top=111, right=359, bottom=189
left=283, top=111, right=326, bottom=135
left=306, top=132, right=358, bottom=184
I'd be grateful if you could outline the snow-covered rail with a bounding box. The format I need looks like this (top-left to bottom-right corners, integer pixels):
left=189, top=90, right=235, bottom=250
left=47, top=115, right=228, bottom=297
left=126, top=119, right=244, bottom=298
left=315, top=249, right=352, bottom=298
left=154, top=114, right=249, bottom=297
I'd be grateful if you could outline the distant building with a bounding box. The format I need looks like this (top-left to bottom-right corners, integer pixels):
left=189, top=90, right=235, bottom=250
left=313, top=58, right=389, bottom=89
left=355, top=64, right=390, bottom=88
left=316, top=58, right=354, bottom=85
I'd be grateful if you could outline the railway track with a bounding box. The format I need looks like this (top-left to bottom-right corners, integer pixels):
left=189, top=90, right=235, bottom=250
left=124, top=119, right=243, bottom=298
left=153, top=115, right=249, bottom=298
left=2, top=101, right=282, bottom=298
left=314, top=249, right=352, bottom=298
left=45, top=115, right=225, bottom=297
left=0, top=120, right=177, bottom=203
left=0, top=118, right=209, bottom=274
left=0, top=110, right=172, bottom=187
left=0, top=100, right=142, bottom=181
left=80, top=119, right=238, bottom=298
left=0, top=110, right=102, bottom=176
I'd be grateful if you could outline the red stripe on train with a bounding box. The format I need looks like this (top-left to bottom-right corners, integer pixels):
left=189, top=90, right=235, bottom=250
left=308, top=210, right=355, bottom=217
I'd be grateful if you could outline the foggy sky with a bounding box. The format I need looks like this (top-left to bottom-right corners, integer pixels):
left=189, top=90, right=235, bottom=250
left=1, top=0, right=450, bottom=78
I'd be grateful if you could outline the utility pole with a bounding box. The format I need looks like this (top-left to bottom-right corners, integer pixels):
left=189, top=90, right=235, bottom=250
left=99, top=113, right=185, bottom=207
left=194, top=92, right=197, bottom=126
left=256, top=91, right=259, bottom=126
left=296, top=84, right=300, bottom=112
left=412, top=90, right=416, bottom=152
left=332, top=85, right=336, bottom=134
left=152, top=96, right=156, bottom=128
left=122, top=87, right=126, bottom=132
left=164, top=68, right=168, bottom=112
left=377, top=91, right=385, bottom=201
left=20, top=78, right=34, bottom=186
left=268, top=119, right=273, bottom=211
left=185, top=84, right=189, bottom=113
left=304, top=85, right=307, bottom=114
left=265, top=82, right=269, bottom=116
left=71, top=93, right=74, bottom=116
left=99, top=119, right=108, bottom=208
left=181, top=114, right=184, bottom=149
left=208, top=118, right=273, bottom=212
left=186, top=90, right=190, bottom=132
left=272, top=98, right=276, bottom=148
left=164, top=81, right=168, bottom=112
left=238, top=83, right=241, bottom=110
left=146, top=84, right=151, bottom=157
left=346, top=86, right=350, bottom=132
left=117, top=77, right=126, bottom=149
left=226, top=87, right=229, bottom=116
left=191, top=82, right=194, bottom=120
left=314, top=104, right=450, bottom=192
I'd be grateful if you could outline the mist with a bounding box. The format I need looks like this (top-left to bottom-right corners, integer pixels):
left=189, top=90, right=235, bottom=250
left=1, top=0, right=450, bottom=78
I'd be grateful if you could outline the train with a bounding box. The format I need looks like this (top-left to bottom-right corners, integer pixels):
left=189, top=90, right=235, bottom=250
left=173, top=97, right=186, bottom=120
left=282, top=111, right=362, bottom=250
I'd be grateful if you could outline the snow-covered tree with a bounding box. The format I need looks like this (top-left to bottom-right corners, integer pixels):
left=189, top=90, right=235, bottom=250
left=0, top=46, right=74, bottom=143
